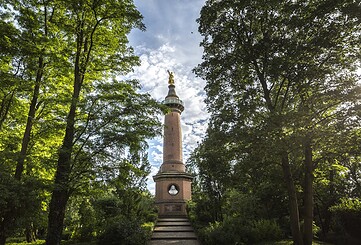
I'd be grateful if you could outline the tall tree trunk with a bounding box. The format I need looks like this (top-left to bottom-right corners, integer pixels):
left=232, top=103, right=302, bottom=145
left=0, top=212, right=12, bottom=245
left=46, top=30, right=84, bottom=245
left=0, top=90, right=15, bottom=131
left=323, top=169, right=335, bottom=235
left=15, top=55, right=44, bottom=180
left=303, top=138, right=314, bottom=245
left=0, top=4, right=49, bottom=245
left=46, top=81, right=80, bottom=245
left=45, top=85, right=79, bottom=245
left=46, top=187, right=70, bottom=245
left=281, top=153, right=304, bottom=245
left=0, top=56, right=44, bottom=245
left=0, top=235, right=5, bottom=245
left=25, top=223, right=36, bottom=242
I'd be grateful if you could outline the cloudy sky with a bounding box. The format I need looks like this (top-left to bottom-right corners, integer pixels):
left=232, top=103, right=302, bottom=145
left=127, top=0, right=208, bottom=193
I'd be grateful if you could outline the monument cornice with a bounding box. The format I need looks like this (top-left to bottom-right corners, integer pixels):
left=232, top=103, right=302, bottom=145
left=153, top=172, right=194, bottom=181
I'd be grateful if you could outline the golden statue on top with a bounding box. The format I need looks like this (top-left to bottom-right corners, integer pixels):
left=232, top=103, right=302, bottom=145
left=167, top=70, right=174, bottom=85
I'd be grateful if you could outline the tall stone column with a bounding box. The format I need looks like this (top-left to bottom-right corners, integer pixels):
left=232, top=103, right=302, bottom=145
left=153, top=71, right=193, bottom=217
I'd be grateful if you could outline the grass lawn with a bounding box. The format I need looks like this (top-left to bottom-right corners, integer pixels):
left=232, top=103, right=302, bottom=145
left=6, top=238, right=333, bottom=245
left=6, top=240, right=97, bottom=245
left=257, top=240, right=333, bottom=245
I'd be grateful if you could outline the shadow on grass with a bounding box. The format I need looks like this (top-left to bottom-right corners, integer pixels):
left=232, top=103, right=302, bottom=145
left=256, top=239, right=333, bottom=245
left=6, top=239, right=97, bottom=245
left=6, top=238, right=333, bottom=245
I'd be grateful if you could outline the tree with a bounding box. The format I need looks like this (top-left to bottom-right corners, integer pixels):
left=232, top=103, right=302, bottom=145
left=195, top=0, right=361, bottom=244
left=45, top=1, right=162, bottom=244
left=58, top=150, right=157, bottom=243
left=1, top=0, right=163, bottom=244
left=0, top=1, right=69, bottom=243
left=0, top=17, right=19, bottom=131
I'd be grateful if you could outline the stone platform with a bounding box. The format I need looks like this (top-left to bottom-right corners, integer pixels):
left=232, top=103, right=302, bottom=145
left=148, top=217, right=199, bottom=245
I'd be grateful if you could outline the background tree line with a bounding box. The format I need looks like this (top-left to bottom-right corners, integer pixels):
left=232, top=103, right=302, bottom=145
left=188, top=0, right=361, bottom=244
left=0, top=0, right=162, bottom=244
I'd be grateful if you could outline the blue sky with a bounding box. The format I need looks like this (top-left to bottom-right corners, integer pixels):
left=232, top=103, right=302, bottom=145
left=127, top=0, right=208, bottom=193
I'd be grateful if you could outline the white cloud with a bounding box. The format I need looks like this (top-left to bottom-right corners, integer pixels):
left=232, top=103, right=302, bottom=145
left=128, top=0, right=208, bottom=194
left=129, top=0, right=205, bottom=66
left=127, top=43, right=209, bottom=194
left=146, top=165, right=159, bottom=195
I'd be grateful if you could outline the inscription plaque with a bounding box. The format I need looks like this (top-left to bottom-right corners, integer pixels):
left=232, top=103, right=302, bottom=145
left=165, top=204, right=182, bottom=212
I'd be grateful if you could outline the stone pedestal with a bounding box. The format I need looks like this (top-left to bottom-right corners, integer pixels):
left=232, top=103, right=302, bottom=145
left=154, top=172, right=193, bottom=217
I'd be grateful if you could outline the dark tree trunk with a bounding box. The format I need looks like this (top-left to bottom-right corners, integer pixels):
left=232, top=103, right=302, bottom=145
left=0, top=222, right=6, bottom=245
left=46, top=188, right=70, bottom=245
left=303, top=138, right=314, bottom=245
left=0, top=90, right=15, bottom=131
left=322, top=169, right=335, bottom=235
left=46, top=82, right=79, bottom=245
left=0, top=212, right=13, bottom=245
left=46, top=27, right=84, bottom=245
left=0, top=56, right=44, bottom=245
left=0, top=235, right=5, bottom=245
left=15, top=55, right=44, bottom=180
left=281, top=153, right=303, bottom=245
left=25, top=223, right=36, bottom=242
left=0, top=4, right=49, bottom=244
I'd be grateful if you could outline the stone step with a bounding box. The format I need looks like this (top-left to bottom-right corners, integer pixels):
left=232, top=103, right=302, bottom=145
left=148, top=240, right=200, bottom=245
left=151, top=232, right=198, bottom=240
left=158, top=218, right=189, bottom=222
left=154, top=226, right=194, bottom=232
left=159, top=215, right=188, bottom=218
left=156, top=221, right=191, bottom=226
left=149, top=216, right=199, bottom=245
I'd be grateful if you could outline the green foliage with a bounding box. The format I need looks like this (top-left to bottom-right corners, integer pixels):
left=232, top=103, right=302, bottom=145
left=199, top=218, right=283, bottom=245
left=59, top=176, right=157, bottom=243
left=93, top=190, right=157, bottom=226
left=73, top=201, right=96, bottom=241
left=192, top=0, right=361, bottom=243
left=187, top=199, right=211, bottom=226
left=94, top=196, right=120, bottom=218
left=141, top=222, right=155, bottom=233
left=250, top=219, right=283, bottom=243
left=6, top=240, right=45, bottom=245
left=97, top=217, right=151, bottom=245
left=223, top=189, right=263, bottom=220
left=0, top=0, right=162, bottom=243
left=187, top=189, right=223, bottom=224
left=0, top=165, right=47, bottom=238
left=199, top=221, right=237, bottom=245
left=189, top=189, right=284, bottom=244
left=330, top=198, right=361, bottom=239
left=330, top=198, right=361, bottom=212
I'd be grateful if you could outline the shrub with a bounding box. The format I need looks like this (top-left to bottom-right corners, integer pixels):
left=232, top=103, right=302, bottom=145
left=193, top=190, right=285, bottom=244
left=249, top=219, right=283, bottom=243
left=141, top=222, right=155, bottom=233
left=199, top=217, right=283, bottom=244
left=330, top=198, right=361, bottom=239
left=6, top=240, right=45, bottom=245
left=199, top=221, right=241, bottom=245
left=97, top=217, right=151, bottom=245
left=73, top=200, right=97, bottom=241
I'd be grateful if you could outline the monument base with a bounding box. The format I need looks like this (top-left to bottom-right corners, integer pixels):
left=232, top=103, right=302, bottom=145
left=153, top=172, right=193, bottom=217
left=155, top=200, right=188, bottom=217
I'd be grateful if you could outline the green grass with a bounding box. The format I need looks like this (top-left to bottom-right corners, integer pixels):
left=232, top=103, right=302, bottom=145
left=6, top=238, right=332, bottom=245
left=61, top=241, right=96, bottom=245
left=6, top=239, right=97, bottom=245
left=6, top=240, right=45, bottom=245
left=257, top=239, right=333, bottom=245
